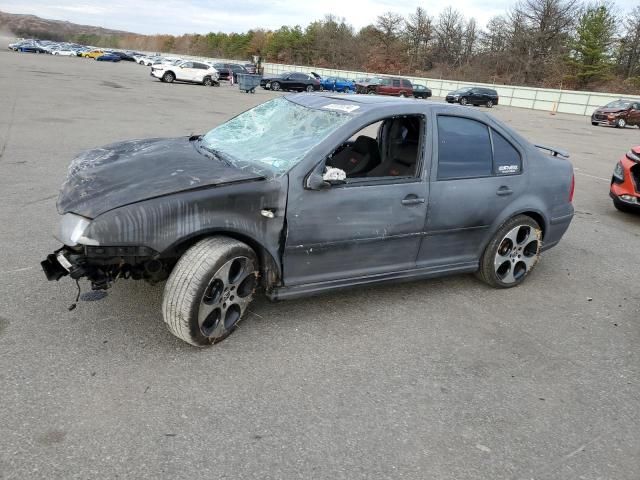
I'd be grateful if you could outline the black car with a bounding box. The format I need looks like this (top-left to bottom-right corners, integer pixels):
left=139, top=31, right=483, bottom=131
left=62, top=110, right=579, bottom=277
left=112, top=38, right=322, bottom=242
left=413, top=84, right=432, bottom=99
left=110, top=51, right=135, bottom=61
left=213, top=63, right=248, bottom=81
left=446, top=87, right=499, bottom=108
left=260, top=72, right=321, bottom=92
left=42, top=94, right=574, bottom=347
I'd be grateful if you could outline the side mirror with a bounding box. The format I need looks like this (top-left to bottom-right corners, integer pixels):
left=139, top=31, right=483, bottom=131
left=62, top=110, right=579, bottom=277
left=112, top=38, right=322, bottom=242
left=306, top=167, right=347, bottom=190
left=306, top=172, right=330, bottom=190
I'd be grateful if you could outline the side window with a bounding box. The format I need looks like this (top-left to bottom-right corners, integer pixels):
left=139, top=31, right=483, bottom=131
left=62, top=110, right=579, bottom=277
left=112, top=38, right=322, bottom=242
left=392, top=79, right=401, bottom=87
left=381, top=78, right=392, bottom=86
left=326, top=116, right=424, bottom=181
left=402, top=79, right=412, bottom=88
left=181, top=62, right=193, bottom=68
left=437, top=116, right=492, bottom=180
left=492, top=129, right=522, bottom=175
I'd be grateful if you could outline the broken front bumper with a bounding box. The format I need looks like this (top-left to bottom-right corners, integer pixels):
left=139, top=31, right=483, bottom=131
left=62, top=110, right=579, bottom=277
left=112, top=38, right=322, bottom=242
left=41, top=247, right=86, bottom=281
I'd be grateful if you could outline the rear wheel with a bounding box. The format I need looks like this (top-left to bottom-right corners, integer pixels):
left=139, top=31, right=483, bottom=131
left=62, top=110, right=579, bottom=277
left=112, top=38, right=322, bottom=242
left=486, top=100, right=494, bottom=108
left=476, top=215, right=542, bottom=288
left=306, top=84, right=314, bottom=92
left=162, top=237, right=259, bottom=347
left=343, top=87, right=349, bottom=93
left=162, top=72, right=175, bottom=83
left=399, top=92, right=407, bottom=98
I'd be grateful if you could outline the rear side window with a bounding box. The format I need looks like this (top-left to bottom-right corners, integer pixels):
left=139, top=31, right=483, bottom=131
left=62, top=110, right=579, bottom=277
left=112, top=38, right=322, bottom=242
left=392, top=79, right=401, bottom=87
left=401, top=79, right=412, bottom=88
left=492, top=129, right=521, bottom=175
left=437, top=117, right=492, bottom=179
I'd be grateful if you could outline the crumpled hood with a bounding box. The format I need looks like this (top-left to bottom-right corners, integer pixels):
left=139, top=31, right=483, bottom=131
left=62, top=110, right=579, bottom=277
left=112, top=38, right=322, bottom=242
left=57, top=137, right=262, bottom=218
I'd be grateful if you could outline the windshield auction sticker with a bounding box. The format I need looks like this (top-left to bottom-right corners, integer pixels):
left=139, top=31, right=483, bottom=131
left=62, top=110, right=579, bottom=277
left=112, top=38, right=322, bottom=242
left=322, top=104, right=360, bottom=113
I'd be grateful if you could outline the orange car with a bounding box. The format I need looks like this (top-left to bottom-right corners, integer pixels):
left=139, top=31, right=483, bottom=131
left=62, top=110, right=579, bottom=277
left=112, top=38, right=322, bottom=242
left=610, top=145, right=640, bottom=212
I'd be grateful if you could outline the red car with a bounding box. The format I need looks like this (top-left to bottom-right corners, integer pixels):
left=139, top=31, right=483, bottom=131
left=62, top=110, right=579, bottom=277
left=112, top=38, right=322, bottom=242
left=610, top=145, right=640, bottom=212
left=356, top=76, right=413, bottom=97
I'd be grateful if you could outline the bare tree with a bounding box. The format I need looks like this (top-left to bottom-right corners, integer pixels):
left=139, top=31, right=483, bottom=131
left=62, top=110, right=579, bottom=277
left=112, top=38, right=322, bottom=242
left=462, top=18, right=477, bottom=64
left=434, top=7, right=465, bottom=66
left=617, top=6, right=640, bottom=78
left=375, top=12, right=404, bottom=58
left=404, top=7, right=433, bottom=70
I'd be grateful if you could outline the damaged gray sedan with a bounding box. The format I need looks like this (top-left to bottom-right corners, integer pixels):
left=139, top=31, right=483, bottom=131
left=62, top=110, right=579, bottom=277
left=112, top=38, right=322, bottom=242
left=42, top=94, right=575, bottom=346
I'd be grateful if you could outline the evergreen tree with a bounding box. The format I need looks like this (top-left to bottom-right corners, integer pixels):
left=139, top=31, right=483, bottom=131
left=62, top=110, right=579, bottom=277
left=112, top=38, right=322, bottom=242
left=568, top=3, right=617, bottom=86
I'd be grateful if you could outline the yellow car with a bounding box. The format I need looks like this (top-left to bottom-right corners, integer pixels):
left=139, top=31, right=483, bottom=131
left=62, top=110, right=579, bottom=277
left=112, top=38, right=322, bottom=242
left=82, top=49, right=104, bottom=59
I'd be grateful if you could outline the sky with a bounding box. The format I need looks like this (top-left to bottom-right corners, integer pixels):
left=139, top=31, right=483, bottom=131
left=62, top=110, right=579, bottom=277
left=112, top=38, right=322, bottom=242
left=1, top=0, right=638, bottom=35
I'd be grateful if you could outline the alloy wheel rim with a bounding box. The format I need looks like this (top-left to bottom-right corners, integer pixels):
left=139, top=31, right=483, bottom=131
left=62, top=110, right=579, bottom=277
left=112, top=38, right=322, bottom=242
left=198, top=256, right=257, bottom=339
left=272, top=82, right=280, bottom=91
left=493, top=225, right=541, bottom=284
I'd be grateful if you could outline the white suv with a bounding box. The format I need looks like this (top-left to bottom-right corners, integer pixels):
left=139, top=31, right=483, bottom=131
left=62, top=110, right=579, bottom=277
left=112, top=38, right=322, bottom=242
left=151, top=61, right=220, bottom=86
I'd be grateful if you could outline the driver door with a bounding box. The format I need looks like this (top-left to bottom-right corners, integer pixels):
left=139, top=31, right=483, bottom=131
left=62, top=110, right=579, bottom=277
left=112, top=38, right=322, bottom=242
left=282, top=116, right=429, bottom=286
left=176, top=62, right=194, bottom=81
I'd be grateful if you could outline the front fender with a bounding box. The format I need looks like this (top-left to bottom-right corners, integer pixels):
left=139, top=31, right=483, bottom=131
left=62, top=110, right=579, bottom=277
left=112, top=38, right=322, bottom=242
left=83, top=177, right=287, bottom=276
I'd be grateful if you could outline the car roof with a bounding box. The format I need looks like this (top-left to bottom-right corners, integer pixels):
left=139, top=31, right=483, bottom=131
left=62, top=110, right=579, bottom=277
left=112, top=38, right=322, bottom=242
left=287, top=92, right=448, bottom=112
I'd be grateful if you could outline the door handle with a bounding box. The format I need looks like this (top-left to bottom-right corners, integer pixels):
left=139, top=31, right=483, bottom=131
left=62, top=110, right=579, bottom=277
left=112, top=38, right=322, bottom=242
left=496, top=186, right=513, bottom=196
left=401, top=196, right=425, bottom=206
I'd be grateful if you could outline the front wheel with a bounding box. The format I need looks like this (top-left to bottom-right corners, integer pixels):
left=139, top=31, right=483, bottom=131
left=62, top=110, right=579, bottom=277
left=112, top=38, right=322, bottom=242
left=162, top=72, right=175, bottom=83
left=203, top=76, right=213, bottom=86
left=591, top=122, right=598, bottom=126
left=616, top=118, right=626, bottom=128
left=271, top=81, right=281, bottom=91
left=476, top=215, right=542, bottom=288
left=460, top=97, right=468, bottom=106
left=162, top=237, right=259, bottom=346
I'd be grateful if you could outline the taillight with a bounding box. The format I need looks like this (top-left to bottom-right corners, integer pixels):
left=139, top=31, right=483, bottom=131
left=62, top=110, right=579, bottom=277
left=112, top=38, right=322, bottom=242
left=569, top=173, right=575, bottom=203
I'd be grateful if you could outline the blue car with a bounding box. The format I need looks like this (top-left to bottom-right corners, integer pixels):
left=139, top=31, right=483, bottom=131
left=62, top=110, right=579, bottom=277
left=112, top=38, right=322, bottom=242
left=320, top=77, right=355, bottom=93
left=96, top=53, right=121, bottom=62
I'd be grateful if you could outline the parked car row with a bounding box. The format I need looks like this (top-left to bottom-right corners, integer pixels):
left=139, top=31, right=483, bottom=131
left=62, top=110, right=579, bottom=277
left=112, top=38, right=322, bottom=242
left=8, top=38, right=145, bottom=62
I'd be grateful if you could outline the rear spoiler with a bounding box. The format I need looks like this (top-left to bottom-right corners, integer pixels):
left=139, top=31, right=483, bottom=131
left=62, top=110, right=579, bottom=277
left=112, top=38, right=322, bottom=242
left=535, top=144, right=570, bottom=159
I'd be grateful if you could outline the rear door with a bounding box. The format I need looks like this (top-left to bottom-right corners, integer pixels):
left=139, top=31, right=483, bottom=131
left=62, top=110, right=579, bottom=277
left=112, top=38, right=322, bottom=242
left=401, top=79, right=413, bottom=96
left=392, top=79, right=401, bottom=95
left=418, top=113, right=527, bottom=268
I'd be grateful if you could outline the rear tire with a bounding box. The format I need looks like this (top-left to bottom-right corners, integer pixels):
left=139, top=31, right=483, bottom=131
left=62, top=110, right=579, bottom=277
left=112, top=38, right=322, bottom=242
left=486, top=100, right=493, bottom=108
left=162, top=237, right=259, bottom=347
left=476, top=215, right=542, bottom=289
left=162, top=72, right=175, bottom=83
left=306, top=85, right=314, bottom=92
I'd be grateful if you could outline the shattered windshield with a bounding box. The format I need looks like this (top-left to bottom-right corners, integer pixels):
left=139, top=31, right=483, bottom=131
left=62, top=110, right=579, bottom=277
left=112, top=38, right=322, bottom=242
left=201, top=97, right=352, bottom=175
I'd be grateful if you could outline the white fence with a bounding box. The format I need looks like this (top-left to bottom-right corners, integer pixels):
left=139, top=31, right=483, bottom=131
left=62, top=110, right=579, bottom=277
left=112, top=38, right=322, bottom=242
left=150, top=51, right=640, bottom=117
left=262, top=62, right=640, bottom=116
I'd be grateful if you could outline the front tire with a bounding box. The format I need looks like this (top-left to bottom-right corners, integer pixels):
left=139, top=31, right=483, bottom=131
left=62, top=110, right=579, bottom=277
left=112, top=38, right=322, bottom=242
left=162, top=72, right=175, bottom=83
left=476, top=215, right=542, bottom=288
left=203, top=76, right=213, bottom=86
left=162, top=237, right=259, bottom=347
left=460, top=97, right=468, bottom=106
left=591, top=122, right=598, bottom=126
left=616, top=118, right=626, bottom=128
left=271, top=81, right=281, bottom=91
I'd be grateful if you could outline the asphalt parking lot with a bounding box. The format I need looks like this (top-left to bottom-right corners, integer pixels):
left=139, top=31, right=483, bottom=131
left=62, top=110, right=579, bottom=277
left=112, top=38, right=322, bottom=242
left=1, top=50, right=639, bottom=480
